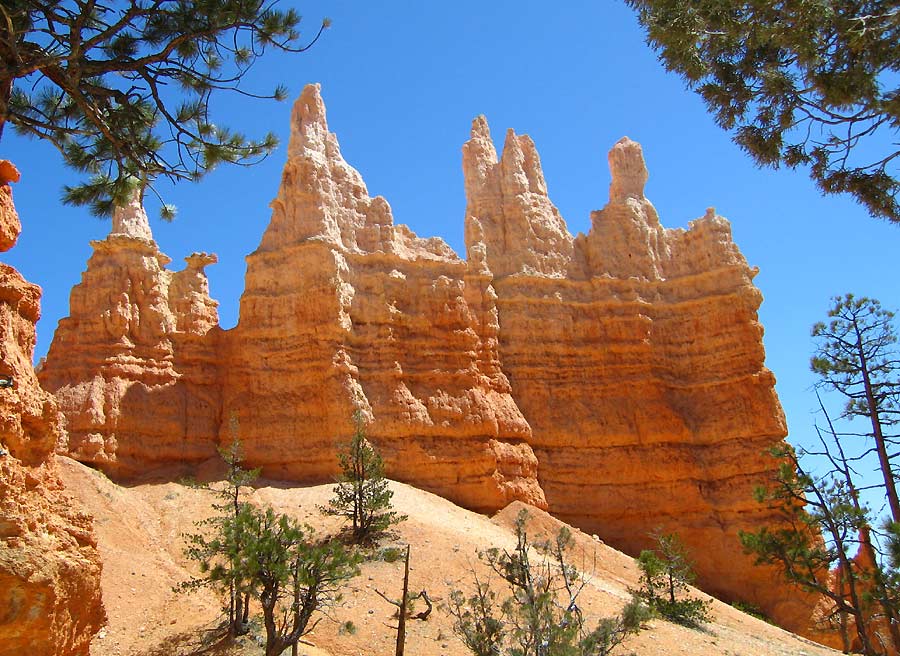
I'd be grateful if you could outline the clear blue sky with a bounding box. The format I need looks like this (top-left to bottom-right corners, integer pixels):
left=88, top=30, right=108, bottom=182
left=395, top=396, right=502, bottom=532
left=3, top=1, right=897, bottom=462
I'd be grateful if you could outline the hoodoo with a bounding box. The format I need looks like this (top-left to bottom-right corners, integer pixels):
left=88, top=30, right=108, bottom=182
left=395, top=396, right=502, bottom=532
left=38, top=192, right=222, bottom=475
left=41, top=84, right=812, bottom=633
left=220, top=84, right=545, bottom=512
left=463, top=121, right=809, bottom=631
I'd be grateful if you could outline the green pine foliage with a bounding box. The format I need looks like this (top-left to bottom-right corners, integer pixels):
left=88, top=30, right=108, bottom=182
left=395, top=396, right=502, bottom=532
left=811, top=294, right=900, bottom=523
left=447, top=509, right=649, bottom=656
left=0, top=0, right=330, bottom=216
left=625, top=0, right=900, bottom=223
left=321, top=411, right=406, bottom=544
left=181, top=416, right=359, bottom=655
left=737, top=296, right=900, bottom=653
left=179, top=417, right=260, bottom=636
left=234, top=505, right=360, bottom=656
left=633, top=532, right=711, bottom=627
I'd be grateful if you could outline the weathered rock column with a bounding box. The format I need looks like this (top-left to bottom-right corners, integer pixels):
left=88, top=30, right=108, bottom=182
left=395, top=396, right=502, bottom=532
left=222, top=84, right=546, bottom=511
left=39, top=193, right=222, bottom=476
left=0, top=162, right=105, bottom=656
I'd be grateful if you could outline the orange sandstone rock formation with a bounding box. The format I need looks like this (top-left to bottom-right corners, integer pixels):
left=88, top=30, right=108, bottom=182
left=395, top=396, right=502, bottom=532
left=463, top=123, right=808, bottom=630
left=38, top=193, right=222, bottom=476
left=221, top=84, right=544, bottom=511
left=41, top=85, right=811, bottom=633
left=0, top=164, right=104, bottom=656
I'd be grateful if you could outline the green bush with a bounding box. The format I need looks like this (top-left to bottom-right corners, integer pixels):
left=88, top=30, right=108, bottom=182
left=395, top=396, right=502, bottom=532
left=633, top=533, right=711, bottom=628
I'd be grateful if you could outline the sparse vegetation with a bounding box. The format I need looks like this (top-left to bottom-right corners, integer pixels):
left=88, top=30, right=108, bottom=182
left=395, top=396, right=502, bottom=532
left=320, top=410, right=406, bottom=544
left=180, top=421, right=360, bottom=656
left=378, top=546, right=405, bottom=563
left=233, top=504, right=360, bottom=656
left=730, top=600, right=771, bottom=624
left=447, top=509, right=649, bottom=656
left=741, top=296, right=900, bottom=654
left=634, top=532, right=711, bottom=628
left=180, top=416, right=260, bottom=636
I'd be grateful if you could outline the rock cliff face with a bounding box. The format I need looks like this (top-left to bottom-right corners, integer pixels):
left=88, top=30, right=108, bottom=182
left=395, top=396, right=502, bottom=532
left=463, top=123, right=806, bottom=629
left=0, top=164, right=104, bottom=656
left=42, top=85, right=809, bottom=633
left=38, top=195, right=222, bottom=476
left=221, top=84, right=544, bottom=512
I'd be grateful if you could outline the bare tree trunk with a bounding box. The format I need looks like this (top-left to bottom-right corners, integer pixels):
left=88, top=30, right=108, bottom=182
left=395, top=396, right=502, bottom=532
left=0, top=78, right=10, bottom=143
left=396, top=545, right=410, bottom=656
left=857, top=333, right=900, bottom=523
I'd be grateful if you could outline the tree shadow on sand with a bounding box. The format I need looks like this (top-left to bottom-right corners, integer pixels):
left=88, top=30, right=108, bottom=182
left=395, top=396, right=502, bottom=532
left=133, top=619, right=249, bottom=656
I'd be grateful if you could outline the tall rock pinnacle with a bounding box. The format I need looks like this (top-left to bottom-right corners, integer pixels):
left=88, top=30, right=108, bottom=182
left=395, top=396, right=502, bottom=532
left=608, top=136, right=649, bottom=203
left=40, top=195, right=222, bottom=475
left=263, top=83, right=381, bottom=252
left=462, top=117, right=573, bottom=278
left=226, top=84, right=544, bottom=512
left=111, top=188, right=154, bottom=241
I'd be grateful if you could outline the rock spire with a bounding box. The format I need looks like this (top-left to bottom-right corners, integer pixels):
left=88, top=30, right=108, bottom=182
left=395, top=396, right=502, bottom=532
left=42, top=84, right=819, bottom=637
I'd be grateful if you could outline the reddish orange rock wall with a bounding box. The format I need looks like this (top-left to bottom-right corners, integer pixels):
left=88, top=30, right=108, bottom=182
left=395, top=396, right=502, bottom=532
left=462, top=127, right=809, bottom=630
left=221, top=85, right=544, bottom=512
left=0, top=166, right=104, bottom=656
left=41, top=86, right=814, bottom=634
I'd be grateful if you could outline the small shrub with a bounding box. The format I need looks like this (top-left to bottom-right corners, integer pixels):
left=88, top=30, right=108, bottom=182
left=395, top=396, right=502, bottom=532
left=633, top=532, right=711, bottom=628
left=339, top=620, right=357, bottom=635
left=320, top=410, right=406, bottom=544
left=730, top=600, right=772, bottom=624
left=447, top=509, right=647, bottom=655
left=378, top=546, right=404, bottom=563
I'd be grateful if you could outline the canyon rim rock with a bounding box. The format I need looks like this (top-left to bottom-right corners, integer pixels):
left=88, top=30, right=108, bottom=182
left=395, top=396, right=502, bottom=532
left=38, top=192, right=222, bottom=476
left=0, top=164, right=104, bottom=656
left=42, top=86, right=814, bottom=635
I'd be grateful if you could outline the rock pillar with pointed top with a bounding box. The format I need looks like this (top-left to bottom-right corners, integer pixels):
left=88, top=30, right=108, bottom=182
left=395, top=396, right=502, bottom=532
left=0, top=163, right=105, bottom=656
left=111, top=189, right=154, bottom=241
left=462, top=117, right=573, bottom=278
left=39, top=196, right=222, bottom=476
left=461, top=126, right=814, bottom=635
left=224, top=84, right=545, bottom=511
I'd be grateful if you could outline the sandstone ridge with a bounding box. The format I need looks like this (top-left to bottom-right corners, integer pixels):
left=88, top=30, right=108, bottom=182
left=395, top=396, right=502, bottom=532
left=41, top=84, right=811, bottom=635
left=0, top=163, right=104, bottom=656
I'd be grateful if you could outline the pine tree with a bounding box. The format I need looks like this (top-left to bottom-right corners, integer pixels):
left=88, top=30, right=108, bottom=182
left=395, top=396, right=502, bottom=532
left=0, top=0, right=329, bottom=217
left=811, top=294, right=900, bottom=523
left=180, top=415, right=259, bottom=636
left=235, top=505, right=360, bottom=656
left=634, top=533, right=711, bottom=627
left=321, top=410, right=405, bottom=544
left=625, top=0, right=900, bottom=223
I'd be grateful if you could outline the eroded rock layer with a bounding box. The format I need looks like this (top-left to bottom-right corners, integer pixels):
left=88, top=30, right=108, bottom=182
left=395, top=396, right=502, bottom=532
left=463, top=125, right=807, bottom=630
left=0, top=166, right=104, bottom=656
left=222, top=85, right=544, bottom=512
left=41, top=85, right=810, bottom=633
left=38, top=195, right=222, bottom=476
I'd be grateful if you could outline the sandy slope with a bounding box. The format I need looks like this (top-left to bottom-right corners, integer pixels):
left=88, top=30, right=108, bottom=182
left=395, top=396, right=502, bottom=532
left=56, top=456, right=839, bottom=656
